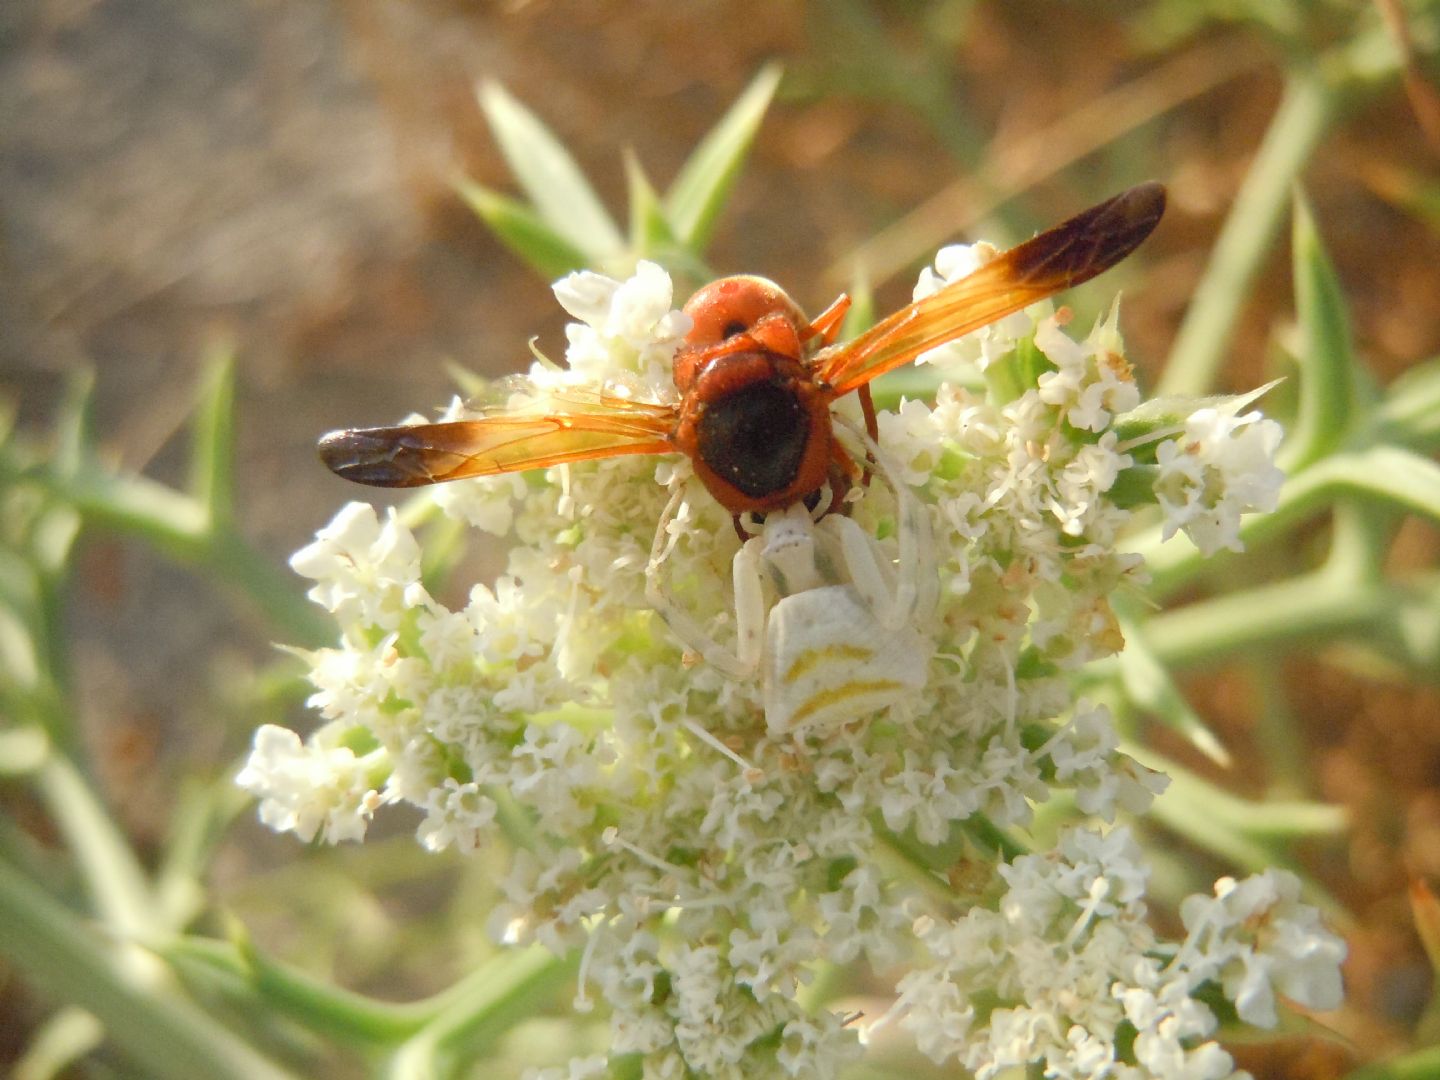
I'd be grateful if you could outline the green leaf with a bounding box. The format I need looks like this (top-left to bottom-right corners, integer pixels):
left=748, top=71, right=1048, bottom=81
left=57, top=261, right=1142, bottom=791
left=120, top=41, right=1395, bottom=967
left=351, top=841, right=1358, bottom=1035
left=1376, top=354, right=1440, bottom=452
left=1283, top=191, right=1361, bottom=470
left=623, top=148, right=677, bottom=258
left=476, top=82, right=624, bottom=260
left=1303, top=446, right=1440, bottom=524
left=1111, top=380, right=1283, bottom=452
left=52, top=370, right=95, bottom=481
left=1158, top=68, right=1336, bottom=396
left=0, top=859, right=298, bottom=1080
left=1115, top=610, right=1229, bottom=766
left=189, top=348, right=236, bottom=532
left=164, top=932, right=425, bottom=1045
left=1131, top=745, right=1347, bottom=895
left=664, top=64, right=783, bottom=252
left=454, top=177, right=592, bottom=280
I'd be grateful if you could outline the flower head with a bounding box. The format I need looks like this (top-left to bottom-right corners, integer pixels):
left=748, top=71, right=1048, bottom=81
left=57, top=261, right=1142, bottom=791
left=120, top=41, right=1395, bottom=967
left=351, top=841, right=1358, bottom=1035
left=243, top=255, right=1330, bottom=1078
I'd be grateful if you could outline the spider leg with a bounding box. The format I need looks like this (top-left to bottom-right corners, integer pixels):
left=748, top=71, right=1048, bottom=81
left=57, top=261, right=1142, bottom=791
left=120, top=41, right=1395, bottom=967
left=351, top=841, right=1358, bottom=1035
left=645, top=483, right=754, bottom=680
left=832, top=415, right=937, bottom=632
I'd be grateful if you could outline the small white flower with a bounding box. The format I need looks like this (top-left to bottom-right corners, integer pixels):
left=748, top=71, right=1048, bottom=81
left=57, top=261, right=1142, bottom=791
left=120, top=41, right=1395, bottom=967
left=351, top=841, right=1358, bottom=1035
left=235, top=724, right=383, bottom=843
left=1154, top=409, right=1285, bottom=555
left=290, top=503, right=423, bottom=632
left=416, top=777, right=497, bottom=853
left=1035, top=309, right=1140, bottom=433
left=875, top=397, right=942, bottom=486
left=553, top=260, right=690, bottom=394
left=1177, top=869, right=1346, bottom=1028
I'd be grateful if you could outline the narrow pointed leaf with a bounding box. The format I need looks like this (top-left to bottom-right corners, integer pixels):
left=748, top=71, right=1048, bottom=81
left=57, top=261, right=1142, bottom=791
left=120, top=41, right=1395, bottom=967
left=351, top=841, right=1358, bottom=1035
left=664, top=64, right=783, bottom=251
left=1159, top=69, right=1336, bottom=396
left=53, top=370, right=96, bottom=480
left=1309, top=445, right=1440, bottom=524
left=476, top=82, right=623, bottom=259
left=0, top=861, right=298, bottom=1080
left=189, top=349, right=236, bottom=532
left=1116, top=611, right=1230, bottom=765
left=624, top=148, right=677, bottom=257
left=454, top=177, right=591, bottom=280
left=1284, top=192, right=1361, bottom=470
left=1377, top=354, right=1440, bottom=451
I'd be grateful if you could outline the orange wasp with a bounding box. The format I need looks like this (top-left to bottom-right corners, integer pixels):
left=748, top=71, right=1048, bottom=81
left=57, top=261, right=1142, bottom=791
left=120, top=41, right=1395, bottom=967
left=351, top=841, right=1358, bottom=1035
left=319, top=183, right=1165, bottom=530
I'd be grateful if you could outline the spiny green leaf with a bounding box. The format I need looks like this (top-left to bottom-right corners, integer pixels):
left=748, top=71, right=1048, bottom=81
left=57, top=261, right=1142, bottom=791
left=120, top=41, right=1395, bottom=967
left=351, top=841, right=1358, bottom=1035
left=53, top=370, right=96, bottom=480
left=190, top=348, right=236, bottom=532
left=1112, top=379, right=1283, bottom=448
left=1305, top=445, right=1440, bottom=525
left=476, top=81, right=623, bottom=260
left=1158, top=69, right=1336, bottom=396
left=1116, top=609, right=1229, bottom=766
left=454, top=177, right=592, bottom=281
left=1283, top=191, right=1361, bottom=470
left=1376, top=353, right=1440, bottom=452
left=664, top=64, right=783, bottom=251
left=624, top=148, right=677, bottom=258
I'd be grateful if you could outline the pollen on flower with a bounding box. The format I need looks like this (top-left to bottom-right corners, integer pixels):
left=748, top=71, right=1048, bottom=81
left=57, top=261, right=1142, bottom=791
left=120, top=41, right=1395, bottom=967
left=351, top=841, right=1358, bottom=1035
left=246, top=252, right=1331, bottom=1078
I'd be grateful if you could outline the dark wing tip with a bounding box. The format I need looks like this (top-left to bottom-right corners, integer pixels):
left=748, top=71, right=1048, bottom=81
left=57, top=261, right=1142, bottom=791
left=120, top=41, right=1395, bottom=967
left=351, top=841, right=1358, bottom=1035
left=317, top=427, right=431, bottom=488
left=1113, top=180, right=1167, bottom=239
left=1010, top=181, right=1167, bottom=287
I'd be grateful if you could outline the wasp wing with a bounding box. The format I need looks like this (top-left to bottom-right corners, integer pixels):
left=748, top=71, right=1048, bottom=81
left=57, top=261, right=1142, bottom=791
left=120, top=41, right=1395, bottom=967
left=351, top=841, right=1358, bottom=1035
left=318, top=386, right=677, bottom=488
left=816, top=182, right=1166, bottom=396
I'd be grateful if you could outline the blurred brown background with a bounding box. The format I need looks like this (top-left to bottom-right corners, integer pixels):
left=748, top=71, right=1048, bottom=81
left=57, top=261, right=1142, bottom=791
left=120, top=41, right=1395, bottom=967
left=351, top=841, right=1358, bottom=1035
left=3, top=1, right=1439, bottom=1075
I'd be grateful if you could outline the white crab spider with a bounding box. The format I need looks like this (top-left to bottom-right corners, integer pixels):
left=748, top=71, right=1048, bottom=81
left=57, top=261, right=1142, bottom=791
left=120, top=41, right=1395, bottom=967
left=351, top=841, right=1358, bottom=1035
left=645, top=420, right=937, bottom=735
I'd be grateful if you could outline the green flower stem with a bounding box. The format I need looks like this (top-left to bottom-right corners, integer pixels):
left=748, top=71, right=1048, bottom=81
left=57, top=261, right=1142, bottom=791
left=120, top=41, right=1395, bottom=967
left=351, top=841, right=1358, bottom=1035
left=1157, top=66, right=1336, bottom=396
left=165, top=935, right=430, bottom=1044
left=30, top=465, right=329, bottom=648
left=387, top=947, right=578, bottom=1080
left=1346, top=1046, right=1440, bottom=1080
left=34, top=754, right=159, bottom=940
left=1132, top=445, right=1440, bottom=602
left=1129, top=747, right=1346, bottom=914
left=0, top=858, right=297, bottom=1080
left=1143, top=567, right=1439, bottom=672
left=869, top=827, right=964, bottom=909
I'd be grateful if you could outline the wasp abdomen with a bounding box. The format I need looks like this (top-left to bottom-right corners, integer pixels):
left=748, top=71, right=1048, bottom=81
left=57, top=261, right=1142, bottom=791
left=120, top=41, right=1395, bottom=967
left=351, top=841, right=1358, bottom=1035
left=695, top=379, right=811, bottom=499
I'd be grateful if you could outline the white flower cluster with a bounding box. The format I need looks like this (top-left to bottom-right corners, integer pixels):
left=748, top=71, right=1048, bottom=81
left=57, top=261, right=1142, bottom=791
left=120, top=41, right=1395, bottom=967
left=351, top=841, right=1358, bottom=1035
left=240, top=260, right=1334, bottom=1077
left=1153, top=408, right=1285, bottom=555
left=895, top=827, right=1344, bottom=1079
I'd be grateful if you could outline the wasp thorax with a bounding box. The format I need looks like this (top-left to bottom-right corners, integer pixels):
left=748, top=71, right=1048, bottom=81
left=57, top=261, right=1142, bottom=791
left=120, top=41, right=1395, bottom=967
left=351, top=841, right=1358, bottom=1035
left=682, top=275, right=805, bottom=349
